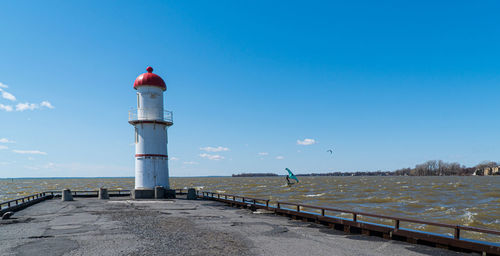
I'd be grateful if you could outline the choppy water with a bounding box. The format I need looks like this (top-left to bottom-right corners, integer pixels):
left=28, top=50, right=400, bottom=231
left=1, top=176, right=499, bottom=243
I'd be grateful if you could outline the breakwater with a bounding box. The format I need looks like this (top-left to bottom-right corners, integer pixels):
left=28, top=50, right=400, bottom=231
left=1, top=189, right=499, bottom=255
left=1, top=176, right=499, bottom=242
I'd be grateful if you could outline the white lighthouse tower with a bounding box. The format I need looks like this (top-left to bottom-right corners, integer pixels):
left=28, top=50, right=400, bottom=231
left=129, top=66, right=173, bottom=198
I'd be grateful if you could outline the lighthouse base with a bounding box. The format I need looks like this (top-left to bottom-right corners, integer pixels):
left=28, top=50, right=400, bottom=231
left=131, top=189, right=155, bottom=199
left=131, top=188, right=177, bottom=199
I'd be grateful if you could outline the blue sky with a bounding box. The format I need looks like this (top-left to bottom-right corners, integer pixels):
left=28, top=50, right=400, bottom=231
left=0, top=1, right=499, bottom=177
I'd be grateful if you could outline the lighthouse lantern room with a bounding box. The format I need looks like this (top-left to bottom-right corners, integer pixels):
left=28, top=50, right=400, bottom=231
left=129, top=67, right=173, bottom=198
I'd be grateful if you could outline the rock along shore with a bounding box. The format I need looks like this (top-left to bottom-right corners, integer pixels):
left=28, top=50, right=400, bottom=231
left=0, top=197, right=468, bottom=256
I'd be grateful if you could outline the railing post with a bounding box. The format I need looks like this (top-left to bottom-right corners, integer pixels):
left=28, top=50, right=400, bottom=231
left=454, top=226, right=460, bottom=240
left=217, top=194, right=220, bottom=199
left=266, top=200, right=269, bottom=208
left=253, top=199, right=256, bottom=205
left=353, top=213, right=357, bottom=222
left=8, top=202, right=11, bottom=207
left=233, top=196, right=235, bottom=201
left=277, top=202, right=280, bottom=209
left=242, top=197, right=245, bottom=203
left=395, top=220, right=400, bottom=230
left=297, top=205, right=300, bottom=212
left=225, top=195, right=228, bottom=200
left=321, top=209, right=325, bottom=216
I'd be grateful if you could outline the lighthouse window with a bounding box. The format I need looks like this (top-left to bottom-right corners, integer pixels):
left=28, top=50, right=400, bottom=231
left=137, top=93, right=140, bottom=109
left=135, top=128, right=138, bottom=144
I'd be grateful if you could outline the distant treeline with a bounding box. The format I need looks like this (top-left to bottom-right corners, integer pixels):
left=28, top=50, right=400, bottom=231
left=232, top=173, right=278, bottom=177
left=232, top=160, right=499, bottom=177
left=393, top=160, right=498, bottom=176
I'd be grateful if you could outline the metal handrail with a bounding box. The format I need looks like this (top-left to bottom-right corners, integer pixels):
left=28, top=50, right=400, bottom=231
left=276, top=201, right=500, bottom=237
left=201, top=191, right=500, bottom=240
left=0, top=192, right=48, bottom=210
left=128, top=108, right=173, bottom=123
left=277, top=201, right=500, bottom=239
left=44, top=189, right=130, bottom=194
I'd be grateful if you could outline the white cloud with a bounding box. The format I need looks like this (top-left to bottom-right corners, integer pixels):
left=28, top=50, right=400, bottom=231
left=40, top=101, right=54, bottom=109
left=200, top=146, right=229, bottom=152
left=16, top=102, right=38, bottom=111
left=199, top=153, right=224, bottom=160
left=14, top=101, right=54, bottom=111
left=0, top=104, right=13, bottom=112
left=0, top=138, right=15, bottom=143
left=12, top=150, right=47, bottom=155
left=1, top=90, right=16, bottom=101
left=297, top=138, right=317, bottom=146
left=170, top=157, right=179, bottom=161
left=0, top=145, right=8, bottom=150
left=183, top=161, right=199, bottom=165
left=0, top=82, right=53, bottom=111
left=258, top=152, right=269, bottom=156
left=276, top=156, right=284, bottom=160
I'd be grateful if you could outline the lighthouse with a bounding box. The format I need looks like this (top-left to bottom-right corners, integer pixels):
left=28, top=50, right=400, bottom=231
left=129, top=67, right=173, bottom=198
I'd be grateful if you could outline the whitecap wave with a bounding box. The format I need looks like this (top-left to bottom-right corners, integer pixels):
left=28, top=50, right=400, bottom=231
left=305, top=193, right=325, bottom=197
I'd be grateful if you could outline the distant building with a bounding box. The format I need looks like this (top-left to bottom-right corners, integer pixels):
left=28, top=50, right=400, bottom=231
left=473, top=166, right=500, bottom=176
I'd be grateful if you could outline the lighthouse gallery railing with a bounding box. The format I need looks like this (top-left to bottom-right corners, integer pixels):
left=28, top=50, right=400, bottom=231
left=128, top=108, right=173, bottom=123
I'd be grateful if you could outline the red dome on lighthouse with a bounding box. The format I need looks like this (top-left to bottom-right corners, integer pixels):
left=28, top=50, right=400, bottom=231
left=133, top=66, right=166, bottom=91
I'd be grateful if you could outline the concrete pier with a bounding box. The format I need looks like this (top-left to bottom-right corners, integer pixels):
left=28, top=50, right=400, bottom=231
left=61, top=189, right=73, bottom=201
left=187, top=188, right=197, bottom=200
left=154, top=186, right=165, bottom=199
left=98, top=188, right=109, bottom=200
left=0, top=197, right=468, bottom=256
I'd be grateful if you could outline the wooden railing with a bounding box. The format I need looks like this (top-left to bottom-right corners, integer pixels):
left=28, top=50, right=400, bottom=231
left=275, top=201, right=500, bottom=240
left=200, top=191, right=500, bottom=250
left=200, top=191, right=270, bottom=207
left=44, top=190, right=131, bottom=197
left=0, top=192, right=52, bottom=215
left=0, top=192, right=48, bottom=211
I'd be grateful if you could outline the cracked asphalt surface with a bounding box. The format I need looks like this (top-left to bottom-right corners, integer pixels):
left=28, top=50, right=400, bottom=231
left=0, top=197, right=469, bottom=256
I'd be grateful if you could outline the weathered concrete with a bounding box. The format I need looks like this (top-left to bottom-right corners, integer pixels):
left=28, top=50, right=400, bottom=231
left=61, top=189, right=73, bottom=201
left=187, top=188, right=197, bottom=200
left=154, top=186, right=165, bottom=199
left=131, top=189, right=154, bottom=199
left=98, top=188, right=109, bottom=200
left=165, top=189, right=176, bottom=199
left=0, top=198, right=469, bottom=256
